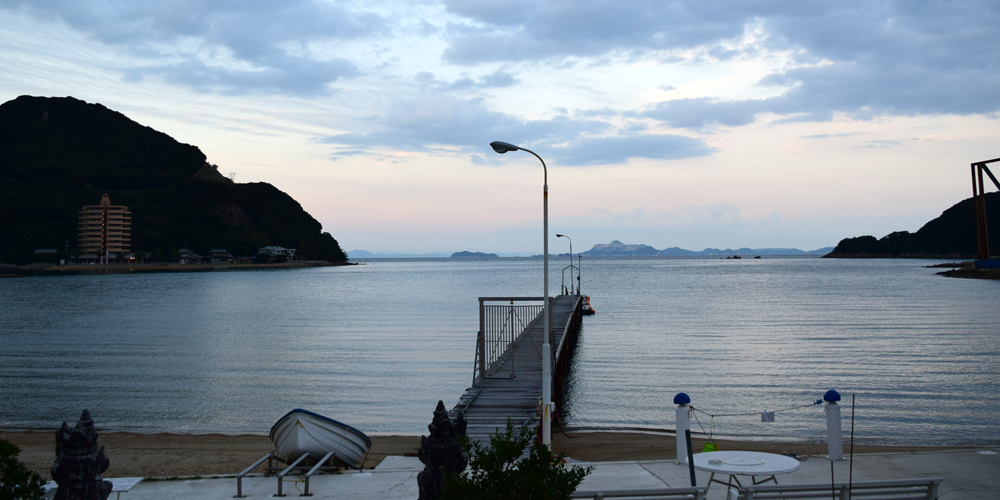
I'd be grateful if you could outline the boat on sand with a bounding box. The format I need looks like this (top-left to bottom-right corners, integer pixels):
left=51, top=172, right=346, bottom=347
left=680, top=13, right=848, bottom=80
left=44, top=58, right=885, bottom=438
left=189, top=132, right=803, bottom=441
left=269, top=409, right=372, bottom=468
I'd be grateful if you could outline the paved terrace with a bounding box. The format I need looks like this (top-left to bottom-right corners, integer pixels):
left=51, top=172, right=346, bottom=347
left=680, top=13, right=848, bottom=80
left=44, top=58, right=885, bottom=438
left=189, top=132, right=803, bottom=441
left=67, top=448, right=999, bottom=500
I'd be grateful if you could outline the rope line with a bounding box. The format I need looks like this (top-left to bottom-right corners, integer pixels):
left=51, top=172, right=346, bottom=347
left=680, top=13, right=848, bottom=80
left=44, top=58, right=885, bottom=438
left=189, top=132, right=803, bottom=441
left=689, top=407, right=718, bottom=449
left=689, top=401, right=820, bottom=418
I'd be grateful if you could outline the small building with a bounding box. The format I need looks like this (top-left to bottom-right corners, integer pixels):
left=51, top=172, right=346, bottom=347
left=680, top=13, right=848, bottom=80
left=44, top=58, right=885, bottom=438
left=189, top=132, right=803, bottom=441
left=258, top=246, right=296, bottom=261
left=178, top=247, right=202, bottom=265
left=32, top=248, right=59, bottom=264
left=208, top=248, right=233, bottom=263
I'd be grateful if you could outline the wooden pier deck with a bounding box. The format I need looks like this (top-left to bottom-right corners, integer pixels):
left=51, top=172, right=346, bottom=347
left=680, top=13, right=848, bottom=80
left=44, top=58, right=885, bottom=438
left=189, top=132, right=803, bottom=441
left=450, top=294, right=583, bottom=443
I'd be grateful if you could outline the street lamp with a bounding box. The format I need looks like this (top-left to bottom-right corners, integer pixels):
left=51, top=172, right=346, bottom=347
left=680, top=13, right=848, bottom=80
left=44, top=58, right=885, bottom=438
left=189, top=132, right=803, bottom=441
left=556, top=234, right=574, bottom=295
left=489, top=140, right=554, bottom=446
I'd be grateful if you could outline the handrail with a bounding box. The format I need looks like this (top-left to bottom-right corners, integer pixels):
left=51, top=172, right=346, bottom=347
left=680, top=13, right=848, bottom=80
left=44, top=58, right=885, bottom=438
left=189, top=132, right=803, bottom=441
left=485, top=313, right=542, bottom=378
left=738, top=477, right=942, bottom=500
left=235, top=453, right=272, bottom=497
left=302, top=452, right=334, bottom=497
left=478, top=298, right=546, bottom=380
left=560, top=264, right=579, bottom=295
left=555, top=295, right=582, bottom=362
left=275, top=453, right=311, bottom=497
left=571, top=486, right=708, bottom=499
left=473, top=332, right=482, bottom=385
left=479, top=296, right=544, bottom=302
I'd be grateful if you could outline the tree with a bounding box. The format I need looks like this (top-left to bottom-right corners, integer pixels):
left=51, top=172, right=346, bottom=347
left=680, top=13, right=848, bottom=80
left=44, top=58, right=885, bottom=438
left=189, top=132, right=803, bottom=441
left=0, top=439, right=44, bottom=500
left=440, top=421, right=592, bottom=500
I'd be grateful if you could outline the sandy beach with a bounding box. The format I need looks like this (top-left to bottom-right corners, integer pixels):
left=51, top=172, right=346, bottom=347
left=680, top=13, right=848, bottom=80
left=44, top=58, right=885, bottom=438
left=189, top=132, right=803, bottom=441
left=2, top=430, right=972, bottom=480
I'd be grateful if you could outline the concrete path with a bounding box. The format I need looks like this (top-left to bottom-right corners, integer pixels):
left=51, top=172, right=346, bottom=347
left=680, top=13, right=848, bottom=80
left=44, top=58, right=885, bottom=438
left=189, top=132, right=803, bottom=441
left=578, top=449, right=1000, bottom=500
left=64, top=449, right=998, bottom=499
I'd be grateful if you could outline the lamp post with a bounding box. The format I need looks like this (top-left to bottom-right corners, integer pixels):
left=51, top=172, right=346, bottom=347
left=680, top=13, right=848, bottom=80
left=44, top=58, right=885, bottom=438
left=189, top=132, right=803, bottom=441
left=556, top=233, right=574, bottom=295
left=489, top=140, right=553, bottom=446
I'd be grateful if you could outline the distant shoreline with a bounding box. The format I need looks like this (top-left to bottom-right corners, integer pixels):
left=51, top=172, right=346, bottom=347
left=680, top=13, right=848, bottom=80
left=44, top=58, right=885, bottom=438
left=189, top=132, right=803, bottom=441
left=0, top=260, right=353, bottom=277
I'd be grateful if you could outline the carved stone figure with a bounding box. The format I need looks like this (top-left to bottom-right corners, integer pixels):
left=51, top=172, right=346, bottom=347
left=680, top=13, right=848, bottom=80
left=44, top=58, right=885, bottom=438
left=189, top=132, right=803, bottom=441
left=51, top=410, right=112, bottom=500
left=417, top=400, right=468, bottom=500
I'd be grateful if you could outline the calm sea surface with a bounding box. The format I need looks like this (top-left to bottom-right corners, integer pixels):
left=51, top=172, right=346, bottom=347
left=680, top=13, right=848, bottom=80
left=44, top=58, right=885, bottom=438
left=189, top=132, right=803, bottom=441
left=1, top=257, right=997, bottom=446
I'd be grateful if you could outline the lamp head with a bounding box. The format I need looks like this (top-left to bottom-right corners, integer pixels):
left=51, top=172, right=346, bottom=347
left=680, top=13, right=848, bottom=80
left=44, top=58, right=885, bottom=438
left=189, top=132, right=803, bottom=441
left=490, top=141, right=519, bottom=154
left=556, top=234, right=565, bottom=238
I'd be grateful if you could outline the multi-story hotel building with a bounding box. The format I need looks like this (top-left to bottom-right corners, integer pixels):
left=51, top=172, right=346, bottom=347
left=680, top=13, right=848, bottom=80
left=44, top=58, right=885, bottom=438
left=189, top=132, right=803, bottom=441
left=79, top=194, right=131, bottom=264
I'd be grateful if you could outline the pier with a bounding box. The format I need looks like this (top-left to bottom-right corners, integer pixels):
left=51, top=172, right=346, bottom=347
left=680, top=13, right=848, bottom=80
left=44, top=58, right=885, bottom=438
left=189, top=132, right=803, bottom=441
left=450, top=294, right=584, bottom=443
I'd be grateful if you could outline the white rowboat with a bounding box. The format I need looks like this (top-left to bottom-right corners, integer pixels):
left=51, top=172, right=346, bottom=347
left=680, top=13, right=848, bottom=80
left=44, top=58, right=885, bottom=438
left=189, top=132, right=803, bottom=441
left=269, top=409, right=372, bottom=468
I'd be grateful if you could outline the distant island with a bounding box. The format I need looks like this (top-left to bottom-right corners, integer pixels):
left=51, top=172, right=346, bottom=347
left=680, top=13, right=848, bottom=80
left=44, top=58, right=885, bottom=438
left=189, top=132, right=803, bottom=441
left=0, top=96, right=347, bottom=264
left=581, top=241, right=833, bottom=257
left=451, top=251, right=499, bottom=259
left=825, top=192, right=999, bottom=258
left=349, top=244, right=834, bottom=259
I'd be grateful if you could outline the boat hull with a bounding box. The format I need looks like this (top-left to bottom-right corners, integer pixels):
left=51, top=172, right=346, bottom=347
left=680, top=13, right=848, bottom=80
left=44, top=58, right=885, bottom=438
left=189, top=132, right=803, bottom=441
left=269, top=409, right=372, bottom=468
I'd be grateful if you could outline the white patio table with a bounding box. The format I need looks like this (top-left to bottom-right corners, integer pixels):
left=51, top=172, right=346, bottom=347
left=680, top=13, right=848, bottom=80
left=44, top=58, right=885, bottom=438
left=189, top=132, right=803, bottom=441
left=691, top=450, right=801, bottom=492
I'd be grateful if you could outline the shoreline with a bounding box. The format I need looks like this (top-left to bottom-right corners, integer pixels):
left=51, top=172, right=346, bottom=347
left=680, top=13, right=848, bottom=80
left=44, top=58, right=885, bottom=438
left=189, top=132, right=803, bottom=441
left=0, top=260, right=354, bottom=277
left=2, top=430, right=983, bottom=480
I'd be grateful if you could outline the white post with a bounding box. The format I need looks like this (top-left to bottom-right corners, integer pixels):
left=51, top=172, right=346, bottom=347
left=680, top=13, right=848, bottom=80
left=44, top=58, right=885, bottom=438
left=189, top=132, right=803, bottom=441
left=542, top=181, right=551, bottom=446
left=675, top=393, right=691, bottom=463
left=824, top=390, right=844, bottom=460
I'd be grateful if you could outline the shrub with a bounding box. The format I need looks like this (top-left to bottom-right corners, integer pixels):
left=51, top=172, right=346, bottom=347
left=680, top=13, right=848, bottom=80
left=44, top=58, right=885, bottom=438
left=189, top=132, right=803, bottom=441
left=440, top=421, right=592, bottom=500
left=0, top=439, right=44, bottom=500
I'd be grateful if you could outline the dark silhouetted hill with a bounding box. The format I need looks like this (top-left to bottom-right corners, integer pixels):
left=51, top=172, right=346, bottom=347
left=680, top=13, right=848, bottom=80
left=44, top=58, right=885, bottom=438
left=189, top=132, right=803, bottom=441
left=0, top=95, right=346, bottom=263
left=825, top=192, right=1000, bottom=258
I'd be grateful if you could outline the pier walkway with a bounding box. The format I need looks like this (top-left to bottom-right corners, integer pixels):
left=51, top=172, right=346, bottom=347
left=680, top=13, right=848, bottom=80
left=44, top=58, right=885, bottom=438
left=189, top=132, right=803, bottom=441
left=450, top=294, right=583, bottom=443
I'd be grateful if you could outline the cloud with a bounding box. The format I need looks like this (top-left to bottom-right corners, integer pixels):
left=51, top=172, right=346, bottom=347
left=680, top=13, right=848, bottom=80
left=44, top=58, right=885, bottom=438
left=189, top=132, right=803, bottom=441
left=443, top=1, right=1000, bottom=123
left=415, top=69, right=521, bottom=92
left=317, top=95, right=714, bottom=165
left=643, top=98, right=766, bottom=129
left=554, top=203, right=742, bottom=229
left=136, top=57, right=358, bottom=96
left=548, top=134, right=716, bottom=165
left=479, top=69, right=518, bottom=88
left=442, top=0, right=751, bottom=64
left=2, top=0, right=381, bottom=95
left=319, top=95, right=607, bottom=151
left=801, top=133, right=864, bottom=139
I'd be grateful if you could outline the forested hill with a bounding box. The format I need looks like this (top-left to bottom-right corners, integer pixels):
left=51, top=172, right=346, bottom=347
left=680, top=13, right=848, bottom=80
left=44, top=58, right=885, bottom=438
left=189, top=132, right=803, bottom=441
left=825, top=192, right=1000, bottom=258
left=0, top=95, right=346, bottom=263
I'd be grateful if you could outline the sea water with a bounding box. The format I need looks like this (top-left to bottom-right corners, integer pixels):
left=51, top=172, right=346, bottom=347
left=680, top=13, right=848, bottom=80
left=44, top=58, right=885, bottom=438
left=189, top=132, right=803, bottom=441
left=1, top=257, right=997, bottom=446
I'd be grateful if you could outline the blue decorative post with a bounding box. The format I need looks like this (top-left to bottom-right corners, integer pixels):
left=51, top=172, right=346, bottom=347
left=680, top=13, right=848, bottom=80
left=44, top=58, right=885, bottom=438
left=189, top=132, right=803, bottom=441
left=674, top=393, right=691, bottom=463
left=824, top=390, right=844, bottom=460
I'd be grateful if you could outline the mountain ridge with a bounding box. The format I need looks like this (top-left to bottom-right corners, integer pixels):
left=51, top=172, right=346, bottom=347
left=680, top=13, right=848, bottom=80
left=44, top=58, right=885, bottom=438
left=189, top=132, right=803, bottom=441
left=825, top=192, right=1000, bottom=258
left=583, top=240, right=833, bottom=257
left=0, top=95, right=347, bottom=263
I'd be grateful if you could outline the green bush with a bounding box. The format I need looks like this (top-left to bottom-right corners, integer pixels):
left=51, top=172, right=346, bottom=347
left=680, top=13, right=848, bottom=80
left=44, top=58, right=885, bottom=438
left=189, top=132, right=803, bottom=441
left=0, top=439, right=44, bottom=500
left=440, top=421, right=592, bottom=500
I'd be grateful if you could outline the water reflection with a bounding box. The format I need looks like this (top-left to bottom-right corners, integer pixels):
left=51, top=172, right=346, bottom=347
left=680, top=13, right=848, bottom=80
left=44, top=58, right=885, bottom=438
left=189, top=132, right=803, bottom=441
left=1, top=258, right=997, bottom=445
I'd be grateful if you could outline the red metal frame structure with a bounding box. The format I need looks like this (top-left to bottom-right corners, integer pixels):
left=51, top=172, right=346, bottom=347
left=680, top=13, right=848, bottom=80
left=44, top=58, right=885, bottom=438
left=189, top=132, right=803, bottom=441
left=971, top=158, right=1000, bottom=260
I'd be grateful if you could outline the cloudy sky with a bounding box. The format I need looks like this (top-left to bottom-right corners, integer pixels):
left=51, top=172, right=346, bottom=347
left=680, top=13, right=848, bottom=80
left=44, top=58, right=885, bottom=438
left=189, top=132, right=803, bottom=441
left=2, top=1, right=998, bottom=254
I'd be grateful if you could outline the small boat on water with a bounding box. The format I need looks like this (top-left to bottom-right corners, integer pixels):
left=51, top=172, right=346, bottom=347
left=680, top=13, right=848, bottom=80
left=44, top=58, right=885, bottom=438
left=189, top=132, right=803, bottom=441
left=269, top=409, right=372, bottom=468
left=581, top=296, right=596, bottom=315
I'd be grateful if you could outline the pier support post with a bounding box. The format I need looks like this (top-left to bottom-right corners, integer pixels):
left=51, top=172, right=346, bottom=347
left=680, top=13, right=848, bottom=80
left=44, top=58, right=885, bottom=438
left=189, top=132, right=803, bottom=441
left=542, top=342, right=552, bottom=445
left=824, top=390, right=844, bottom=460
left=674, top=393, right=691, bottom=463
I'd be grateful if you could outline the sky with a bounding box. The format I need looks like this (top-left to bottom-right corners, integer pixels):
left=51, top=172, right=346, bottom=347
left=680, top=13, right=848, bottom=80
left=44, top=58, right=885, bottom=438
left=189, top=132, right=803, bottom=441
left=2, top=1, right=998, bottom=255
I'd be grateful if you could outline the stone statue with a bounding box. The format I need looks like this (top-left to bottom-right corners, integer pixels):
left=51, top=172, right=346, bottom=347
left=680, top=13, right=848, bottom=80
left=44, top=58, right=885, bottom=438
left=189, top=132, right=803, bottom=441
left=51, top=410, right=112, bottom=500
left=417, top=400, right=468, bottom=500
